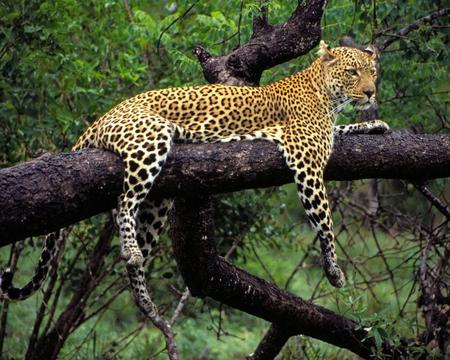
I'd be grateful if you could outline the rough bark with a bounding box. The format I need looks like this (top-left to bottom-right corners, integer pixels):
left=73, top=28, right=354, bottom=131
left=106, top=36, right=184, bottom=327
left=1, top=131, right=449, bottom=245
left=247, top=324, right=291, bottom=360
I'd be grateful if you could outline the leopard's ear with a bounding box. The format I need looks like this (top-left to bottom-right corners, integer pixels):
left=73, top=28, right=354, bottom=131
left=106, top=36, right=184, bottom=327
left=363, top=44, right=378, bottom=60
left=318, top=40, right=338, bottom=65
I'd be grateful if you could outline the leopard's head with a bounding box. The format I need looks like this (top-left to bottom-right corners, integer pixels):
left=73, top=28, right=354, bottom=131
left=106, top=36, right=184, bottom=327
left=318, top=40, right=378, bottom=110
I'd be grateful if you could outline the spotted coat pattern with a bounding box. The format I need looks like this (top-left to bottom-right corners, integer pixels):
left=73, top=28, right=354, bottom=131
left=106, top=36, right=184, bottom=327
left=0, top=42, right=389, bottom=316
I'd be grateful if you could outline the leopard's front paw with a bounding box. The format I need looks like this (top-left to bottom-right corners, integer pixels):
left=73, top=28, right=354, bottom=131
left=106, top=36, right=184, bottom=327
left=368, top=119, right=390, bottom=134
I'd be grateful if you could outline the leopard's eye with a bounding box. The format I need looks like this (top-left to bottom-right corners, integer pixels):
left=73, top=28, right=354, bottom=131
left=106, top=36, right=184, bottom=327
left=346, top=68, right=358, bottom=76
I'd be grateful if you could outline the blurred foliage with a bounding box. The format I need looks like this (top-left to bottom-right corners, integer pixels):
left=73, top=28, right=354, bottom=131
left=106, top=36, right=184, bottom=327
left=0, top=0, right=449, bottom=359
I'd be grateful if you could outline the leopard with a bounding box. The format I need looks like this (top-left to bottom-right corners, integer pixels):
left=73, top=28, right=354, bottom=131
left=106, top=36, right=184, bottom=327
left=0, top=41, right=389, bottom=319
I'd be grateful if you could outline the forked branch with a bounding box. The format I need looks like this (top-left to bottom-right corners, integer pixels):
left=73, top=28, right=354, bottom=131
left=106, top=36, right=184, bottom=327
left=377, top=7, right=450, bottom=51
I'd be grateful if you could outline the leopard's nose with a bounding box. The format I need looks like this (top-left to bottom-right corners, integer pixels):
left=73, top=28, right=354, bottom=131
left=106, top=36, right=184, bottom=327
left=364, top=89, right=374, bottom=99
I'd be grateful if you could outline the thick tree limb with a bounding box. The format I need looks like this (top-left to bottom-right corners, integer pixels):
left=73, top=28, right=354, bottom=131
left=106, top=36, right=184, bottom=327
left=1, top=131, right=449, bottom=246
left=248, top=324, right=291, bottom=360
left=194, top=0, right=326, bottom=85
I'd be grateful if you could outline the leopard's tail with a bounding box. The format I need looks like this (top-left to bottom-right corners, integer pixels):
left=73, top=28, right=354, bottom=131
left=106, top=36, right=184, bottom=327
left=0, top=229, right=66, bottom=301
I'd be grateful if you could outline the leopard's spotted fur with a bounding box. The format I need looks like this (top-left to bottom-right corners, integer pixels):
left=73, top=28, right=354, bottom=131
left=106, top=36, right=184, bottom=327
left=1, top=42, right=389, bottom=318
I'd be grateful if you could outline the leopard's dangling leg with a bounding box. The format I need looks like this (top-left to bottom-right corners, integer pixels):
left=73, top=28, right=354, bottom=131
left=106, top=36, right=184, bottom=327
left=282, top=130, right=345, bottom=288
left=298, top=173, right=345, bottom=287
left=136, top=198, right=174, bottom=261
left=103, top=114, right=174, bottom=314
left=126, top=198, right=173, bottom=317
left=0, top=229, right=67, bottom=300
left=107, top=116, right=174, bottom=268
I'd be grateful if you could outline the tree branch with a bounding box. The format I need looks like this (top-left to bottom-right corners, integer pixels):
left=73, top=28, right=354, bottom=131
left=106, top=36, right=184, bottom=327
left=247, top=324, right=291, bottom=360
left=377, top=8, right=450, bottom=51
left=413, top=182, right=450, bottom=220
left=1, top=132, right=449, bottom=245
left=194, top=0, right=326, bottom=85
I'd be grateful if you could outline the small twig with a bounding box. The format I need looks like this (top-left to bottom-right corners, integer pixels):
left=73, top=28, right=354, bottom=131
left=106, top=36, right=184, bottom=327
left=378, top=8, right=450, bottom=51
left=40, top=238, right=85, bottom=337
left=309, top=274, right=326, bottom=301
left=370, top=223, right=401, bottom=311
left=81, top=284, right=128, bottom=326
left=122, top=0, right=154, bottom=87
left=398, top=279, right=417, bottom=318
left=66, top=310, right=108, bottom=360
left=237, top=0, right=244, bottom=47
left=217, top=302, right=223, bottom=340
left=0, top=44, right=11, bottom=62
left=215, top=0, right=244, bottom=47
left=425, top=96, right=448, bottom=131
left=383, top=90, right=450, bottom=103
left=249, top=242, right=276, bottom=284
left=149, top=346, right=168, bottom=359
left=335, top=228, right=381, bottom=303
left=224, top=221, right=252, bottom=260
left=86, top=269, right=123, bottom=307
left=371, top=0, right=377, bottom=42
left=123, top=0, right=133, bottom=22
left=223, top=189, right=275, bottom=261
left=106, top=323, right=146, bottom=359
left=169, top=287, right=190, bottom=326
left=283, top=236, right=318, bottom=290
left=413, top=182, right=450, bottom=220
left=157, top=1, right=200, bottom=58
left=30, top=217, right=115, bottom=359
